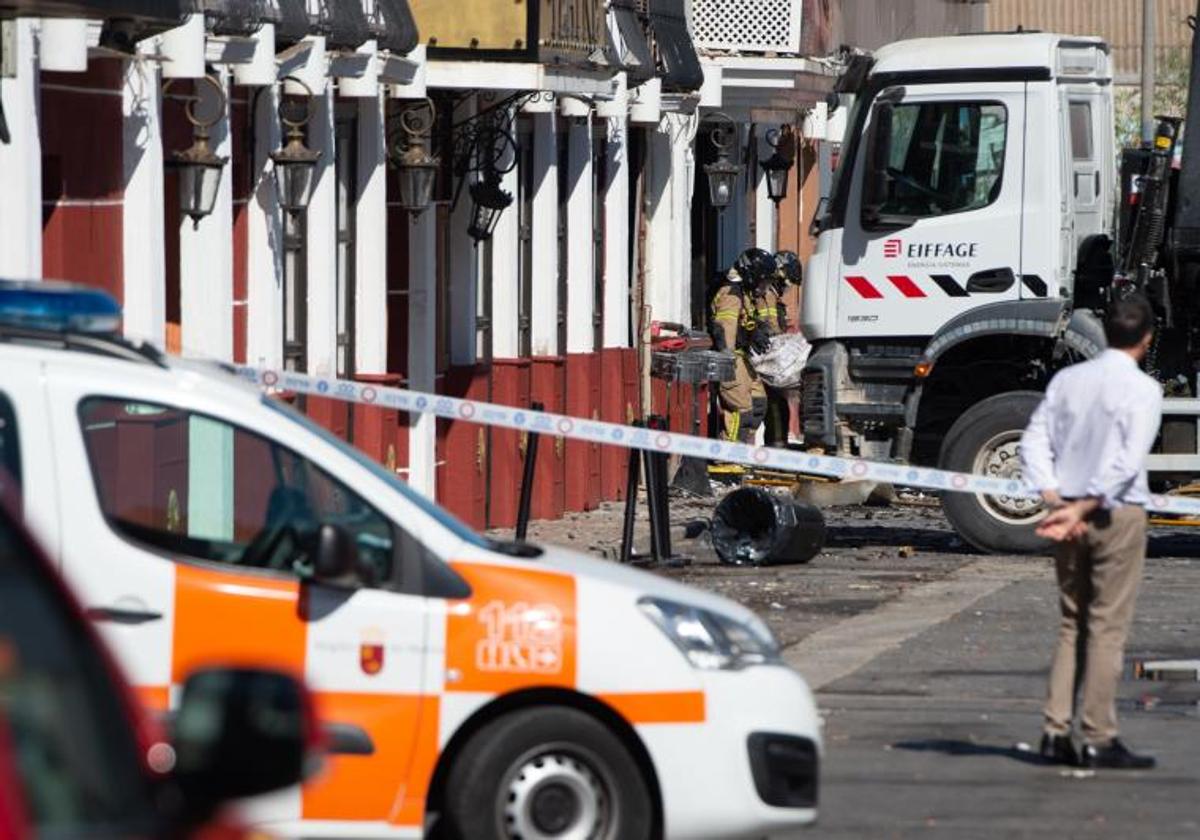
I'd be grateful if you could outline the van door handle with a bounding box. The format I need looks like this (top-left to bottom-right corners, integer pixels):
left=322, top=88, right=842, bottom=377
left=86, top=606, right=164, bottom=624
left=966, top=268, right=1016, bottom=293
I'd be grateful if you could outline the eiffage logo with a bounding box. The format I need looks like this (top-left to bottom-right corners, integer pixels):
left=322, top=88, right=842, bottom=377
left=883, top=239, right=902, bottom=258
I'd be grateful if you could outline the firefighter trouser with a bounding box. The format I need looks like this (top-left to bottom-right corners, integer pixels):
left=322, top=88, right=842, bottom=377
left=719, top=352, right=766, bottom=443
left=763, top=385, right=791, bottom=448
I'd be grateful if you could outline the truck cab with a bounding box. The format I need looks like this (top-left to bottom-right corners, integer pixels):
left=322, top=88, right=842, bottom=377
left=802, top=33, right=1115, bottom=552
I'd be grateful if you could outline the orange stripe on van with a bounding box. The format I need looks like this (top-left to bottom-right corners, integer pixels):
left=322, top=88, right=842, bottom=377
left=597, top=691, right=706, bottom=724
left=171, top=565, right=305, bottom=682
left=390, top=694, right=440, bottom=827
left=302, top=692, right=425, bottom=821
left=446, top=563, right=576, bottom=694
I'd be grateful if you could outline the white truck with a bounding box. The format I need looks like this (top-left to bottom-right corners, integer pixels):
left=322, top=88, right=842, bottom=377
left=802, top=22, right=1200, bottom=552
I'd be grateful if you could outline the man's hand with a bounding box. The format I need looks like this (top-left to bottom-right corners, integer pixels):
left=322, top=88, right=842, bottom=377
left=1041, top=489, right=1066, bottom=509
left=1036, top=498, right=1099, bottom=543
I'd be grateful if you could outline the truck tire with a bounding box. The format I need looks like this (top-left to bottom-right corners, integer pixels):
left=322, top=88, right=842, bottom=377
left=441, top=706, right=653, bottom=840
left=939, top=391, right=1051, bottom=554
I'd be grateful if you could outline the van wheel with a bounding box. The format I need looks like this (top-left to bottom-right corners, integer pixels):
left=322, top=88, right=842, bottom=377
left=939, top=391, right=1051, bottom=554
left=441, top=706, right=652, bottom=840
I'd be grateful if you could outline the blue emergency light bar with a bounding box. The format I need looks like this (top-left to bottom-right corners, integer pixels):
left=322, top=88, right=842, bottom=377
left=0, top=280, right=121, bottom=334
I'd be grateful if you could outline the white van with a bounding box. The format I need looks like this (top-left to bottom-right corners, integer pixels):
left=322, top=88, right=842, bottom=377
left=0, top=280, right=821, bottom=839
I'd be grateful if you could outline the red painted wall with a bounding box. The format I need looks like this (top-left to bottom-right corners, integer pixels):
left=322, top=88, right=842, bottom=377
left=40, top=62, right=125, bottom=298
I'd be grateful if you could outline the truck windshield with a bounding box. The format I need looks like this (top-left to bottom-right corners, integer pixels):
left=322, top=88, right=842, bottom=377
left=262, top=396, right=490, bottom=550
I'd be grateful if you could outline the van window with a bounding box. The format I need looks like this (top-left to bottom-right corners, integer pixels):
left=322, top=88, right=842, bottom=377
left=0, top=393, right=19, bottom=507
left=869, top=100, right=1007, bottom=222
left=0, top=512, right=157, bottom=837
left=77, top=399, right=395, bottom=586
left=1069, top=101, right=1093, bottom=161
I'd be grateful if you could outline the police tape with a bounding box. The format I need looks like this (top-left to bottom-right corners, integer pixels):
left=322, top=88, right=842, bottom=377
left=235, top=365, right=1200, bottom=518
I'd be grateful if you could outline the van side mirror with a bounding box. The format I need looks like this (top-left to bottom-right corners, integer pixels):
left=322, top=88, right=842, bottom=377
left=861, top=101, right=894, bottom=223
left=311, top=523, right=359, bottom=586
left=172, top=668, right=318, bottom=815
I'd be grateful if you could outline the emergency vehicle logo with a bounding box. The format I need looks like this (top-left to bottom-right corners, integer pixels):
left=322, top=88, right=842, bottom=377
left=476, top=601, right=564, bottom=674
left=884, top=239, right=902, bottom=258
left=360, top=628, right=385, bottom=676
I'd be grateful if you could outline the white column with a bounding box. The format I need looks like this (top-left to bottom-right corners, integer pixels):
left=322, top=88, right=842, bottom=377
left=407, top=212, right=437, bottom=497
left=305, top=86, right=337, bottom=376
left=355, top=92, right=388, bottom=373
left=246, top=85, right=284, bottom=368
left=448, top=96, right=479, bottom=367
left=180, top=71, right=233, bottom=360
left=672, top=118, right=696, bottom=323
left=530, top=112, right=559, bottom=356
left=490, top=158, right=521, bottom=358
left=0, top=20, right=42, bottom=278
left=602, top=115, right=630, bottom=349
left=121, top=57, right=165, bottom=346
left=646, top=116, right=697, bottom=327
left=754, top=126, right=776, bottom=252
left=565, top=119, right=594, bottom=354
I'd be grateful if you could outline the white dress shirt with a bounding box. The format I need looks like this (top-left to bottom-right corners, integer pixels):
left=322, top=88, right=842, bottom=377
left=1021, top=349, right=1162, bottom=508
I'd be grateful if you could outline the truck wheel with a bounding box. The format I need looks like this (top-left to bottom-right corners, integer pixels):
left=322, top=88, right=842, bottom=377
left=939, top=391, right=1051, bottom=554
left=441, top=706, right=653, bottom=840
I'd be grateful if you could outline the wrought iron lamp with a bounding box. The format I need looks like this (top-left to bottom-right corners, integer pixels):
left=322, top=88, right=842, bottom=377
left=703, top=113, right=742, bottom=211
left=760, top=127, right=795, bottom=205
left=166, top=75, right=229, bottom=227
left=388, top=99, right=439, bottom=215
left=271, top=76, right=322, bottom=214
left=466, top=169, right=513, bottom=243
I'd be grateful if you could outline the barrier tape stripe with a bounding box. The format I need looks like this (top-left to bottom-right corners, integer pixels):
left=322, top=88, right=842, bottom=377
left=234, top=366, right=1200, bottom=518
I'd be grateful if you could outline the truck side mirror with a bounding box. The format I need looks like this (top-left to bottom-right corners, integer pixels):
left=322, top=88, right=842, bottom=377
left=172, top=668, right=319, bottom=817
left=861, top=102, right=894, bottom=223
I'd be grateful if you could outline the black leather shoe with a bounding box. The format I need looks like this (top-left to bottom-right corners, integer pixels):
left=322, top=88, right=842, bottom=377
left=1039, top=733, right=1079, bottom=766
left=1080, top=738, right=1156, bottom=769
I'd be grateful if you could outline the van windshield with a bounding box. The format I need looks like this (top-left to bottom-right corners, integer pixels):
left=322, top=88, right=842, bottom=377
left=262, top=396, right=490, bottom=550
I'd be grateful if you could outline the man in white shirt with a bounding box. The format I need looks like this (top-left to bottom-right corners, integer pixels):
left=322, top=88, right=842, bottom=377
left=1021, top=294, right=1161, bottom=770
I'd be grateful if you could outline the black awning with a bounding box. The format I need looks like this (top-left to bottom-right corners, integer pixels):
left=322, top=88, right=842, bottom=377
left=647, top=0, right=702, bottom=92
left=318, top=0, right=370, bottom=51
left=202, top=0, right=276, bottom=37
left=611, top=0, right=653, bottom=86
left=370, top=0, right=417, bottom=54
left=273, top=0, right=310, bottom=47
left=0, top=0, right=185, bottom=19
left=0, top=0, right=187, bottom=38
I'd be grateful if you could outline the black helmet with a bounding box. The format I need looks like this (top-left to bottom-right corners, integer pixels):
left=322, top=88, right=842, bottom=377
left=732, top=248, right=775, bottom=284
left=775, top=250, right=801, bottom=285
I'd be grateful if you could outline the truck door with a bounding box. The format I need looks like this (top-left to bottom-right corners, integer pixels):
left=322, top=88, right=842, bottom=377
left=1063, top=88, right=1111, bottom=245
left=46, top=367, right=433, bottom=830
left=837, top=83, right=1027, bottom=337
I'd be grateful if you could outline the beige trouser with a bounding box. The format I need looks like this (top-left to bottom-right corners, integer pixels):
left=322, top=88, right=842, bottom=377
left=1044, top=505, right=1147, bottom=745
left=718, top=353, right=767, bottom=443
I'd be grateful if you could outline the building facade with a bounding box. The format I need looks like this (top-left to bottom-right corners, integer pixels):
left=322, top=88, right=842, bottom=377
left=0, top=0, right=982, bottom=529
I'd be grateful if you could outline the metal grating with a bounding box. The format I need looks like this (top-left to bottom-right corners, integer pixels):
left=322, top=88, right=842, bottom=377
left=689, top=0, right=801, bottom=55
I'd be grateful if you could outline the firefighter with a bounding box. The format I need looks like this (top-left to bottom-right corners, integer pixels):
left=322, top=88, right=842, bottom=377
left=762, top=250, right=802, bottom=446
left=710, top=248, right=775, bottom=443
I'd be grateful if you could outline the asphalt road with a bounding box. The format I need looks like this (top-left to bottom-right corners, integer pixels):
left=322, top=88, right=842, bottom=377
left=506, top=495, right=1200, bottom=838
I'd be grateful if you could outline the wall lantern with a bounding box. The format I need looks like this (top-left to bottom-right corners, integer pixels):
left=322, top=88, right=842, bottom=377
left=271, top=76, right=322, bottom=214
left=466, top=169, right=514, bottom=243
left=388, top=99, right=440, bottom=215
left=166, top=75, right=229, bottom=228
left=760, top=126, right=795, bottom=205
left=703, top=113, right=743, bottom=211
